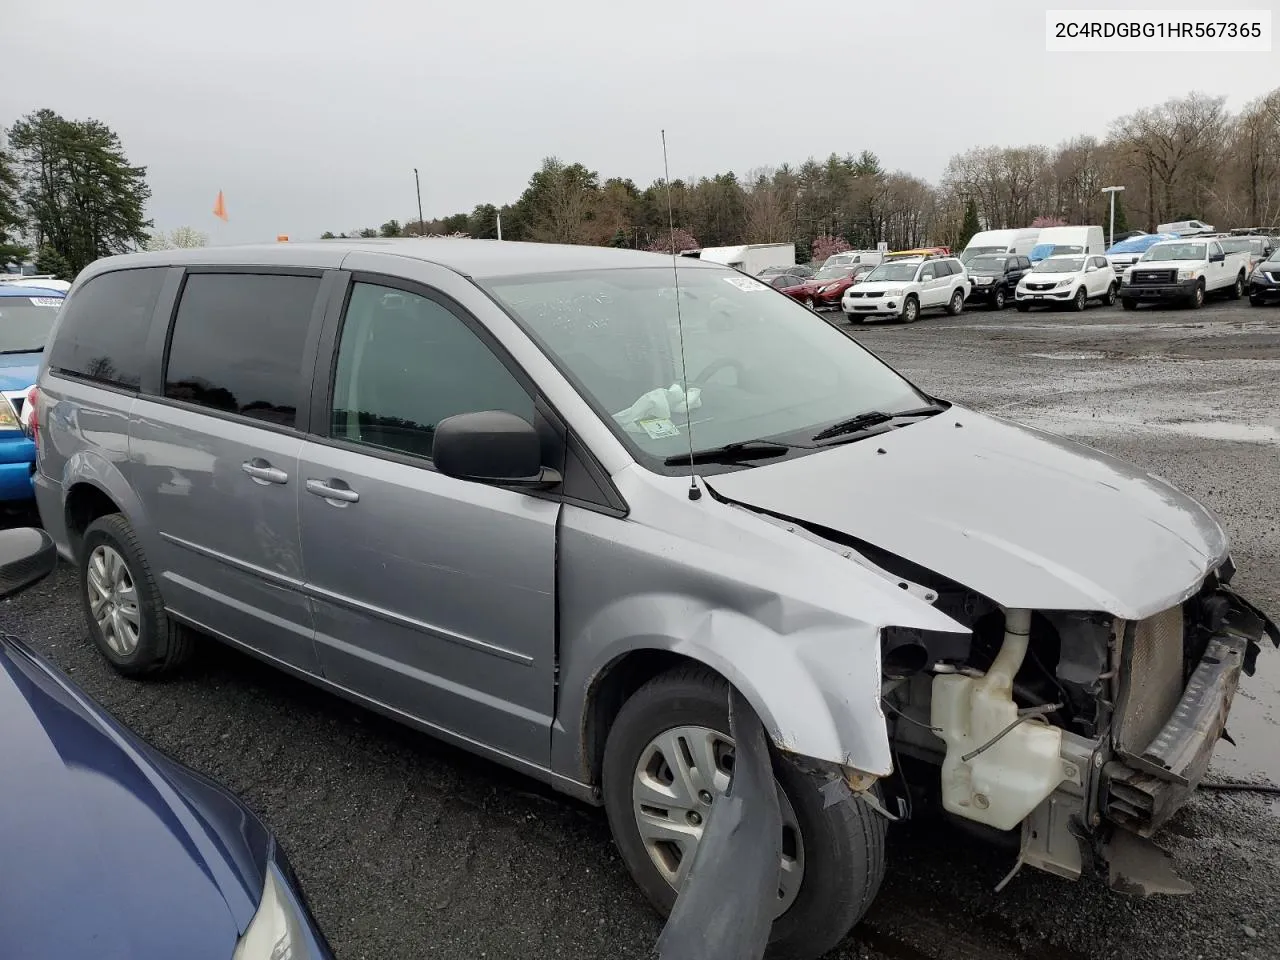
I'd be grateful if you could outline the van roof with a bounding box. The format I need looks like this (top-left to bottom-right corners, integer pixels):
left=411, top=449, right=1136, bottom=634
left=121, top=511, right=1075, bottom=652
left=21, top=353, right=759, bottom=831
left=76, top=239, right=724, bottom=283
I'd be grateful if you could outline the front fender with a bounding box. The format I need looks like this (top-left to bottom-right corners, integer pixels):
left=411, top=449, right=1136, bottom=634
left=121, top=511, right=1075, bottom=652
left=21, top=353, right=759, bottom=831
left=573, top=595, right=891, bottom=776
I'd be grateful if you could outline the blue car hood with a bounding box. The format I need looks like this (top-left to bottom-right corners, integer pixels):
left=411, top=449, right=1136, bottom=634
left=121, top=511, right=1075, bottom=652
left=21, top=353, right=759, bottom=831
left=0, top=351, right=41, bottom=392
left=0, top=635, right=266, bottom=959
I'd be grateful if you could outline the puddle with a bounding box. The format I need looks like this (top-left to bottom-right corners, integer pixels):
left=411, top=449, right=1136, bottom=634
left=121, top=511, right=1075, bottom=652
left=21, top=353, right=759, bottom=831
left=1212, top=667, right=1280, bottom=784
left=1017, top=412, right=1280, bottom=444
left=1024, top=351, right=1110, bottom=361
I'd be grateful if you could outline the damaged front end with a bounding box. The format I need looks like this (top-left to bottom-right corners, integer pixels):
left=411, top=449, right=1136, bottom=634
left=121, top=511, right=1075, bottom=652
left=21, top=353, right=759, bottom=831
left=883, top=559, right=1278, bottom=895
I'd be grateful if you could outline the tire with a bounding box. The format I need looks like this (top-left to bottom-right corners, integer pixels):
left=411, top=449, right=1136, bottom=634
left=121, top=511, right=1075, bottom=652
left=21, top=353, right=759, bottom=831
left=900, top=295, right=920, bottom=323
left=602, top=666, right=886, bottom=960
left=945, top=288, right=965, bottom=316
left=1015, top=302, right=1031, bottom=313
left=1103, top=283, right=1117, bottom=307
left=1228, top=273, right=1244, bottom=300
left=80, top=513, right=193, bottom=677
left=1071, top=287, right=1087, bottom=312
left=1122, top=298, right=1138, bottom=311
left=992, top=288, right=1006, bottom=310
left=1187, top=281, right=1205, bottom=309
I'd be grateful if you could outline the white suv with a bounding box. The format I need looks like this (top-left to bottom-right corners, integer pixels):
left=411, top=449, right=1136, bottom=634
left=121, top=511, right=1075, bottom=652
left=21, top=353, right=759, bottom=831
left=1015, top=254, right=1118, bottom=312
left=841, top=256, right=970, bottom=323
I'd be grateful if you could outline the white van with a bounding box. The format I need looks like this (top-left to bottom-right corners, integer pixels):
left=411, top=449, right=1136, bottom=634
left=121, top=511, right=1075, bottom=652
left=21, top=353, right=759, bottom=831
left=1029, top=226, right=1106, bottom=262
left=960, top=229, right=1040, bottom=263
left=1157, top=219, right=1215, bottom=237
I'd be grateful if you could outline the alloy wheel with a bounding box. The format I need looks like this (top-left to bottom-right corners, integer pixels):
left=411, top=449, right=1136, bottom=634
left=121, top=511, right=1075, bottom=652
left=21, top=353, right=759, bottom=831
left=87, top=545, right=140, bottom=656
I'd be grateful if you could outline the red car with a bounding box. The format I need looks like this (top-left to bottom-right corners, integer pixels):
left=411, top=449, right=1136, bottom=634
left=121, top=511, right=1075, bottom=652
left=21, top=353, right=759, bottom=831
left=787, top=263, right=875, bottom=310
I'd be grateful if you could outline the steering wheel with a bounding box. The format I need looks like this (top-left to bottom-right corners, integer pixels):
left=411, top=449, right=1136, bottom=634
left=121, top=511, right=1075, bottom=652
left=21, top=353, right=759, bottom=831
left=692, top=357, right=746, bottom=387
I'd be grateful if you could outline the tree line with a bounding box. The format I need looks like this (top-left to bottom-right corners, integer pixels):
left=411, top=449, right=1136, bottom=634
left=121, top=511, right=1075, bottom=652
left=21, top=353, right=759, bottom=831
left=329, top=87, right=1280, bottom=260
left=5, top=87, right=1278, bottom=282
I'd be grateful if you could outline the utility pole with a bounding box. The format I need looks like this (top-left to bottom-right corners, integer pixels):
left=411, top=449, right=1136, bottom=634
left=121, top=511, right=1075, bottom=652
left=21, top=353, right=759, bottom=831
left=414, top=168, right=425, bottom=237
left=496, top=212, right=503, bottom=241
left=1101, top=185, right=1125, bottom=248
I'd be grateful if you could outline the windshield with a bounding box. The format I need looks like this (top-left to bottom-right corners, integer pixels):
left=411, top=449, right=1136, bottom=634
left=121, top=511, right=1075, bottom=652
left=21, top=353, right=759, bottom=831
left=481, top=267, right=927, bottom=472
left=967, top=255, right=1009, bottom=273
left=1032, top=257, right=1085, bottom=274
left=0, top=296, right=61, bottom=353
left=960, top=247, right=1003, bottom=263
left=813, top=265, right=852, bottom=280
left=1143, top=243, right=1206, bottom=261
left=864, top=263, right=919, bottom=282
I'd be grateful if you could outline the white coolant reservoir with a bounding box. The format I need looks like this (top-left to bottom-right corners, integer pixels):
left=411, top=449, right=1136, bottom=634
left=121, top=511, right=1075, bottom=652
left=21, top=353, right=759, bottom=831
left=931, top=608, right=1067, bottom=831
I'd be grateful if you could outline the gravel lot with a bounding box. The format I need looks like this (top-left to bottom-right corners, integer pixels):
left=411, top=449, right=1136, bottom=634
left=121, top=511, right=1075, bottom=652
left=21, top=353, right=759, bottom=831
left=2, top=295, right=1278, bottom=960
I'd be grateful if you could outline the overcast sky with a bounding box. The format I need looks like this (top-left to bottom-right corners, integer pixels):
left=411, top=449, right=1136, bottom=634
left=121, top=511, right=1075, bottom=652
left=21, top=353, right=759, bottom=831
left=3, top=0, right=1276, bottom=243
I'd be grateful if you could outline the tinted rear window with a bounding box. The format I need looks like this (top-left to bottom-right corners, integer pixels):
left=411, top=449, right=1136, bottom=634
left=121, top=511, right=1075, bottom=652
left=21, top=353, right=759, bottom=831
left=164, top=272, right=320, bottom=426
left=47, top=267, right=167, bottom=388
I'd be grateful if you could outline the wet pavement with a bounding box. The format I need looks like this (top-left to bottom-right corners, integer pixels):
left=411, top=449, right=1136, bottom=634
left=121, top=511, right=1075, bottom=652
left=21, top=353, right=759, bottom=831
left=2, top=295, right=1278, bottom=960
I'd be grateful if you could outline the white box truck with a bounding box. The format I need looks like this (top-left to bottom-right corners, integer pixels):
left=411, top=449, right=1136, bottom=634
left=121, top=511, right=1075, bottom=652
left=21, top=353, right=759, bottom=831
left=696, top=243, right=796, bottom=275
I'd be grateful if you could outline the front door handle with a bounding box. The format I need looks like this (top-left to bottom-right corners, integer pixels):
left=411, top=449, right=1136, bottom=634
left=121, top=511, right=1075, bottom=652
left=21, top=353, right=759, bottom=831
left=242, top=458, right=289, bottom=485
left=306, top=478, right=360, bottom=504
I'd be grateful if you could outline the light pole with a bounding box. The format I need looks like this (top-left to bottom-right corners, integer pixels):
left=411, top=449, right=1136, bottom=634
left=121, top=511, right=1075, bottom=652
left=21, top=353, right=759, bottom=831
left=414, top=168, right=425, bottom=237
left=1101, top=186, right=1125, bottom=248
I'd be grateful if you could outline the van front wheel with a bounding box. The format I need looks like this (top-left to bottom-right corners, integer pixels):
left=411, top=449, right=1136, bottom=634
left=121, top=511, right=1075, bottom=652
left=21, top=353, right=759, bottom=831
left=602, top=666, right=886, bottom=960
left=80, top=514, right=192, bottom=677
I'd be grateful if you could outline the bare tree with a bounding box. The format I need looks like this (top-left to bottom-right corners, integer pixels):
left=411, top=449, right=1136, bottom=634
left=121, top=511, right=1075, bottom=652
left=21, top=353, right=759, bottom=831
left=1110, top=93, right=1228, bottom=227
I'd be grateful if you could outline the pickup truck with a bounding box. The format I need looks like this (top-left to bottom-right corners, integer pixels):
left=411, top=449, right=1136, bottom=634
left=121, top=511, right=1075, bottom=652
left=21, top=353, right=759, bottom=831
left=1120, top=237, right=1250, bottom=309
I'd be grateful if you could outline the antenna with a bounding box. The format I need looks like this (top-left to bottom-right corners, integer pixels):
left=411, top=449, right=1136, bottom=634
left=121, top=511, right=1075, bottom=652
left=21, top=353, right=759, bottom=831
left=662, top=128, right=701, bottom=502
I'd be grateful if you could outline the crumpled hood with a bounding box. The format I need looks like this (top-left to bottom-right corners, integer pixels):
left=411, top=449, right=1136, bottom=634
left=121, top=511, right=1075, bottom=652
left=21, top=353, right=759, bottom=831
left=0, top=635, right=258, bottom=959
left=0, top=352, right=41, bottom=392
left=705, top=407, right=1228, bottom=620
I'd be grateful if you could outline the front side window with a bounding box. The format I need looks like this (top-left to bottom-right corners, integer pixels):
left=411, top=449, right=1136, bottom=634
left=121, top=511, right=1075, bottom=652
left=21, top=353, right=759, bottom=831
left=481, top=267, right=926, bottom=473
left=47, top=267, right=167, bottom=388
left=330, top=282, right=533, bottom=460
left=164, top=272, right=320, bottom=425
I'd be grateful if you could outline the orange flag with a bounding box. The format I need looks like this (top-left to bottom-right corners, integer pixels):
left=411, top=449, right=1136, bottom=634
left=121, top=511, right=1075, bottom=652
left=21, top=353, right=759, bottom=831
left=213, top=190, right=228, bottom=222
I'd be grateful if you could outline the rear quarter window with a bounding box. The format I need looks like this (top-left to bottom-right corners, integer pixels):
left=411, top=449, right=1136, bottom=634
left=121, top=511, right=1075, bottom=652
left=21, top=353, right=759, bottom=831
left=164, top=272, right=321, bottom=426
left=47, top=267, right=168, bottom=389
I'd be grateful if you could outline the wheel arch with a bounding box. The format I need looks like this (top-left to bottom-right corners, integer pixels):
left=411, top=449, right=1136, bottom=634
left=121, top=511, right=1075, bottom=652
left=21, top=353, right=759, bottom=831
left=569, top=618, right=892, bottom=791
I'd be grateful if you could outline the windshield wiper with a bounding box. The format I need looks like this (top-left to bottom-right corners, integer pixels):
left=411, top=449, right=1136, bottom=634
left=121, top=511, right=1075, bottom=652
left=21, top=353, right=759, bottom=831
left=664, top=439, right=798, bottom=466
left=811, top=404, right=945, bottom=443
left=0, top=347, right=43, bottom=355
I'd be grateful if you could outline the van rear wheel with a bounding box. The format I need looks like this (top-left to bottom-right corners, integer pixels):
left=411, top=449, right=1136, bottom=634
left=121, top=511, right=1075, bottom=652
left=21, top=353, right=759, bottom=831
left=602, top=666, right=886, bottom=960
left=80, top=514, right=192, bottom=677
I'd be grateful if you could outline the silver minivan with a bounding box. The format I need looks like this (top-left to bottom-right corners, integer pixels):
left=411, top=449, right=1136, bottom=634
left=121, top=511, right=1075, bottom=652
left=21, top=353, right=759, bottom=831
left=33, top=240, right=1277, bottom=959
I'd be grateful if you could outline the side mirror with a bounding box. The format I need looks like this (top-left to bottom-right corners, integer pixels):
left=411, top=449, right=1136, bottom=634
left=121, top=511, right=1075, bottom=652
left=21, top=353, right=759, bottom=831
left=1086, top=264, right=1097, bottom=272
left=0, top=528, right=58, bottom=600
left=433, top=411, right=560, bottom=489
left=1210, top=252, right=1225, bottom=262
